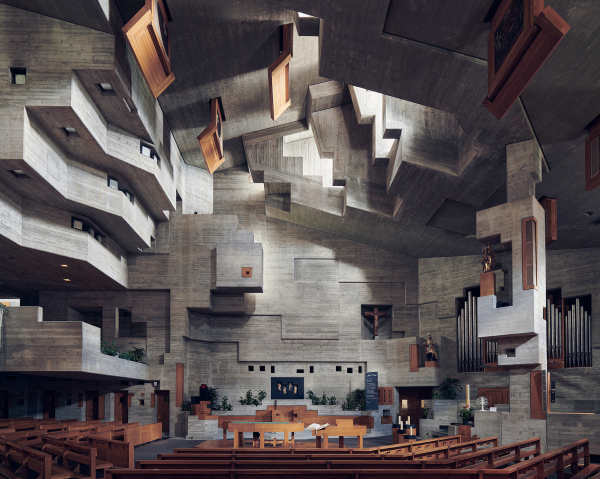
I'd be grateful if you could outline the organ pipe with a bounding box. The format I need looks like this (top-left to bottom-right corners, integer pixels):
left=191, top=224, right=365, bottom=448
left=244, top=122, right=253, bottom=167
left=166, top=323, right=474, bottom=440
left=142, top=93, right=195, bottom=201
left=556, top=297, right=591, bottom=368
left=457, top=292, right=487, bottom=372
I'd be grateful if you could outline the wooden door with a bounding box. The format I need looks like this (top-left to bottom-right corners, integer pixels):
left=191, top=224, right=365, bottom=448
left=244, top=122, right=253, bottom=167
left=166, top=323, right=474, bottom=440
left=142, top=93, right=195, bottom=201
left=478, top=387, right=509, bottom=407
left=156, top=390, right=169, bottom=433
left=43, top=390, right=56, bottom=419
left=114, top=392, right=128, bottom=423
left=86, top=391, right=99, bottom=421
left=398, top=389, right=420, bottom=435
left=0, top=390, right=9, bottom=419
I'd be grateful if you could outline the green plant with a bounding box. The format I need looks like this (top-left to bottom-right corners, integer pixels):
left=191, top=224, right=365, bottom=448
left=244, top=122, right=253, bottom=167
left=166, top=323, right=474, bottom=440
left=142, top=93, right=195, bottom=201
left=321, top=391, right=328, bottom=405
left=341, top=389, right=366, bottom=410
left=458, top=405, right=473, bottom=419
left=100, top=342, right=147, bottom=364
left=0, top=303, right=7, bottom=314
left=328, top=396, right=337, bottom=405
left=208, top=387, right=220, bottom=409
left=180, top=400, right=193, bottom=413
left=220, top=396, right=233, bottom=411
left=238, top=390, right=266, bottom=406
left=421, top=407, right=430, bottom=418
left=431, top=378, right=463, bottom=400
left=101, top=340, right=120, bottom=357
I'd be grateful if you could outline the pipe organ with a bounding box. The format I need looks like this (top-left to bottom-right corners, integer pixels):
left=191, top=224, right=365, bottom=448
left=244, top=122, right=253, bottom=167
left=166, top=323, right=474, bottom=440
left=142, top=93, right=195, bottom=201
left=546, top=297, right=592, bottom=368
left=457, top=291, right=484, bottom=372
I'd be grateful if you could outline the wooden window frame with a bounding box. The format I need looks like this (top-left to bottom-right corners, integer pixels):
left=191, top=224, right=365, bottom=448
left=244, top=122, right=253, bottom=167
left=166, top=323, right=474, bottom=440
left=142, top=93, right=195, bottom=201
left=522, top=216, right=538, bottom=290
left=539, top=196, right=557, bottom=245
left=585, top=118, right=600, bottom=191
left=197, top=98, right=226, bottom=174
left=122, top=0, right=175, bottom=98
left=268, top=23, right=294, bottom=121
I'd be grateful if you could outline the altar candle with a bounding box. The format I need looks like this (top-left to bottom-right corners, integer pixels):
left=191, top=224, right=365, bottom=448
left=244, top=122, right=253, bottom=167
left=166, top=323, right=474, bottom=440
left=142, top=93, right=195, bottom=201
left=400, top=420, right=403, bottom=430
left=466, top=385, right=470, bottom=408
left=407, top=416, right=410, bottom=425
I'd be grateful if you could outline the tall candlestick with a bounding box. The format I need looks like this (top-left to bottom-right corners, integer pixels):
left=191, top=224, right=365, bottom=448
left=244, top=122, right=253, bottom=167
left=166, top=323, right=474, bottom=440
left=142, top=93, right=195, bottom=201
left=466, top=385, right=470, bottom=408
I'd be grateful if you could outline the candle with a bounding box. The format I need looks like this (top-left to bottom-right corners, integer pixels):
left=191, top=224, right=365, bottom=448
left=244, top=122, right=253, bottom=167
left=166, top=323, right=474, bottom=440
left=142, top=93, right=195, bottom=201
left=466, top=385, right=470, bottom=408
left=400, top=420, right=403, bottom=430
left=407, top=416, right=410, bottom=425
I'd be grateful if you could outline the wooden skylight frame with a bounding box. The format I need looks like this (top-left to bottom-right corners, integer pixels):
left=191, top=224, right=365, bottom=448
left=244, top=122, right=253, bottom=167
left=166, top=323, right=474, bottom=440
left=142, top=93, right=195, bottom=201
left=584, top=117, right=600, bottom=191
left=123, top=0, right=175, bottom=98
left=197, top=98, right=226, bottom=174
left=483, top=0, right=570, bottom=120
left=268, top=24, right=294, bottom=121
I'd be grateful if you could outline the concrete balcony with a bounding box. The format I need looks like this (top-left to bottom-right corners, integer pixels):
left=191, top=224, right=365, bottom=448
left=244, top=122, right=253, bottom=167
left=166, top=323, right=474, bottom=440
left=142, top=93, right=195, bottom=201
left=0, top=307, right=148, bottom=380
left=0, top=188, right=127, bottom=290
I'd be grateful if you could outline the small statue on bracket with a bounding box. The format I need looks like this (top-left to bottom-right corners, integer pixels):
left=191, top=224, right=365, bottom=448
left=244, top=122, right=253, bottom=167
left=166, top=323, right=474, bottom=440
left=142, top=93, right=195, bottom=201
left=423, top=332, right=438, bottom=362
left=482, top=244, right=495, bottom=273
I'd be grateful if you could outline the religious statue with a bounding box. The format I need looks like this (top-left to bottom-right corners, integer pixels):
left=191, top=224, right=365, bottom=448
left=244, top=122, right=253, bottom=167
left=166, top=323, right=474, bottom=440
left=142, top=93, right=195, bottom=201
left=364, top=307, right=387, bottom=338
left=423, top=332, right=438, bottom=361
left=482, top=244, right=494, bottom=273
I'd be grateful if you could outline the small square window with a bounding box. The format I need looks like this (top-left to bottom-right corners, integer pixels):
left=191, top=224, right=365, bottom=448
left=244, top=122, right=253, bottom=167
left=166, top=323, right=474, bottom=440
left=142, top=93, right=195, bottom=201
left=347, top=367, right=353, bottom=373
left=10, top=169, right=29, bottom=179
left=358, top=366, right=363, bottom=373
left=63, top=127, right=79, bottom=138
left=141, top=144, right=152, bottom=157
left=506, top=348, right=516, bottom=358
left=259, top=365, right=265, bottom=372
left=10, top=67, right=26, bottom=85
left=66, top=399, right=72, bottom=406
left=271, top=366, right=275, bottom=373
left=296, top=369, right=304, bottom=373
left=72, top=218, right=84, bottom=230
left=139, top=399, right=144, bottom=406
left=248, top=365, right=254, bottom=372
left=108, top=177, right=119, bottom=189
left=336, top=366, right=342, bottom=372
left=97, top=83, right=115, bottom=96
left=310, top=366, right=314, bottom=373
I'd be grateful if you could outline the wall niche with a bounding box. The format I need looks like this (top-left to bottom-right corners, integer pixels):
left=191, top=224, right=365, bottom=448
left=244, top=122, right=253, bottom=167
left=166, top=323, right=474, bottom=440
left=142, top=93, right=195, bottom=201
left=361, top=305, right=393, bottom=340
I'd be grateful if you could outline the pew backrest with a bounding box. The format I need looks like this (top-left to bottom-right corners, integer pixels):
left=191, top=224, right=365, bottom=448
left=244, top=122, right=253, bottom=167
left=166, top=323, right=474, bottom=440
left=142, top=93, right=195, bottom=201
left=87, top=435, right=134, bottom=468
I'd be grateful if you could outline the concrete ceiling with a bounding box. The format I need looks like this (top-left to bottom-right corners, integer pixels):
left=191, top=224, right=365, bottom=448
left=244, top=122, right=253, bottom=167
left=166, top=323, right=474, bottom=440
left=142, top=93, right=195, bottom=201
left=3, top=0, right=600, bottom=258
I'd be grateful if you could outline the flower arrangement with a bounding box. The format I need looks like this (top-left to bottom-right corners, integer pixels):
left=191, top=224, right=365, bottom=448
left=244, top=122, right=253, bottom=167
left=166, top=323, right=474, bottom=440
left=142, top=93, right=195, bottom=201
left=458, top=405, right=473, bottom=420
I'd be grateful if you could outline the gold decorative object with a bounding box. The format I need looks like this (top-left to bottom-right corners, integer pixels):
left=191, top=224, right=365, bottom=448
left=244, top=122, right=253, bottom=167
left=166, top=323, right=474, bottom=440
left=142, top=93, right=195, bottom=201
left=423, top=332, right=438, bottom=361
left=482, top=244, right=495, bottom=273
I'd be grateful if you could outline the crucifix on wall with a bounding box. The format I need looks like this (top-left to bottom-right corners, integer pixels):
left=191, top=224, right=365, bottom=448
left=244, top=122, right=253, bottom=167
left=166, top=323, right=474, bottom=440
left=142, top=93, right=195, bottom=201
left=364, top=307, right=387, bottom=338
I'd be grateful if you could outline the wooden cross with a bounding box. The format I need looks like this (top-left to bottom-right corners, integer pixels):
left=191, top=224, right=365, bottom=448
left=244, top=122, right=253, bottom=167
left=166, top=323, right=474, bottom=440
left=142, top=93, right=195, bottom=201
left=364, top=308, right=387, bottom=337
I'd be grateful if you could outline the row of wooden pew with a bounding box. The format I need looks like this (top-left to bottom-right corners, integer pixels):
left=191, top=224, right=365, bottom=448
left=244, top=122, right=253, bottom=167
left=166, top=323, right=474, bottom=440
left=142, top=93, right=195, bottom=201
left=0, top=418, right=162, bottom=478
left=102, top=434, right=600, bottom=479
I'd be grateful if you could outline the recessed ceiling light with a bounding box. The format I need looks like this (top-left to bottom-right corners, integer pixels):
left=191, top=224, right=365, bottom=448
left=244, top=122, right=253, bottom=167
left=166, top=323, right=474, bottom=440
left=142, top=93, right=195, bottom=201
left=61, top=264, right=68, bottom=267
left=585, top=211, right=594, bottom=216
left=63, top=278, right=71, bottom=282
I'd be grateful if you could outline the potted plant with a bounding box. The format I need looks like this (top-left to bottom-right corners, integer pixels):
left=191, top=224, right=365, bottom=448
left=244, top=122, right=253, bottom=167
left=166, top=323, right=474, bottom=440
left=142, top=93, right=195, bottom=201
left=421, top=407, right=430, bottom=419
left=459, top=405, right=473, bottom=424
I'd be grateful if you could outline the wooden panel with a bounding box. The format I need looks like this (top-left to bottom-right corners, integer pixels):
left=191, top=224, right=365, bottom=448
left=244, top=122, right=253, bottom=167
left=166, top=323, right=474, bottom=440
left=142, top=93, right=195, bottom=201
left=98, top=394, right=105, bottom=420
left=409, top=344, right=419, bottom=372
left=480, top=271, right=496, bottom=297
left=176, top=363, right=184, bottom=407
left=530, top=371, right=546, bottom=419
left=197, top=98, right=226, bottom=174
left=377, top=387, right=393, bottom=405
left=268, top=52, right=292, bottom=121
left=522, top=217, right=537, bottom=290
left=585, top=118, right=600, bottom=191
left=539, top=196, right=557, bottom=245
left=484, top=5, right=570, bottom=120
left=78, top=393, right=83, bottom=408
left=151, top=393, right=155, bottom=408
left=122, top=0, right=175, bottom=98
left=478, top=387, right=509, bottom=407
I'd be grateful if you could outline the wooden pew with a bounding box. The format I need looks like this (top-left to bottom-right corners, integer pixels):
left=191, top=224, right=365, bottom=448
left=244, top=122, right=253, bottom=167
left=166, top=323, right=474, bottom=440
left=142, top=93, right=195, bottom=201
left=122, top=423, right=162, bottom=446
left=136, top=459, right=426, bottom=470
left=366, top=435, right=463, bottom=454
left=158, top=452, right=415, bottom=462
left=0, top=441, right=71, bottom=479
left=173, top=447, right=360, bottom=455
left=86, top=436, right=134, bottom=468
left=107, top=469, right=484, bottom=479
left=42, top=435, right=113, bottom=479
